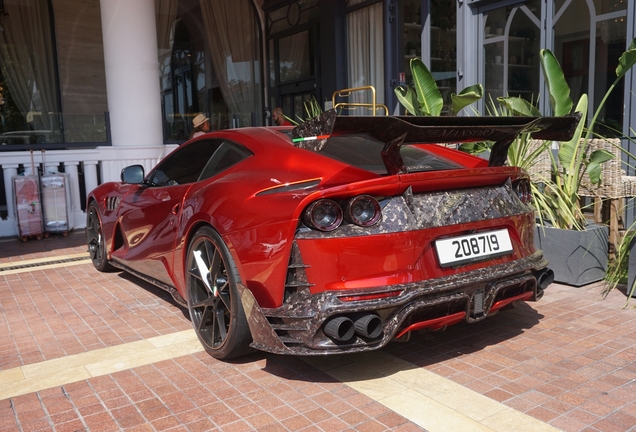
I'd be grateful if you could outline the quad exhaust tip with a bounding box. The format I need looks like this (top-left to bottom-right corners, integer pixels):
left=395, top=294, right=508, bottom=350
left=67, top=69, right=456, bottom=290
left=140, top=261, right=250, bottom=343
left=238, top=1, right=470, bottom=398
left=324, top=316, right=355, bottom=341
left=354, top=314, right=383, bottom=338
left=537, top=268, right=554, bottom=290
left=324, top=313, right=383, bottom=342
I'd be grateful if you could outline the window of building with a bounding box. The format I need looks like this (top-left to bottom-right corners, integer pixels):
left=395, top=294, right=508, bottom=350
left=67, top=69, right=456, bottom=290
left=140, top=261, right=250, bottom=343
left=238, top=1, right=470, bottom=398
left=0, top=0, right=62, bottom=148
left=483, top=1, right=541, bottom=106
left=156, top=0, right=263, bottom=142
left=399, top=0, right=457, bottom=115
left=480, top=0, right=628, bottom=135
left=429, top=1, right=457, bottom=114
left=0, top=0, right=110, bottom=150
left=345, top=0, right=385, bottom=114
left=266, top=0, right=320, bottom=123
left=553, top=0, right=627, bottom=135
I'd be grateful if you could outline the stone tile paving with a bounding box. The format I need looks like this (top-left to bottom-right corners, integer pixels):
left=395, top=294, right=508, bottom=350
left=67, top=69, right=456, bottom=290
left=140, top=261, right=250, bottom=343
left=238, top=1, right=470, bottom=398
left=2, top=231, right=636, bottom=430
left=385, top=281, right=636, bottom=432
left=0, top=232, right=423, bottom=431
left=0, top=230, right=88, bottom=263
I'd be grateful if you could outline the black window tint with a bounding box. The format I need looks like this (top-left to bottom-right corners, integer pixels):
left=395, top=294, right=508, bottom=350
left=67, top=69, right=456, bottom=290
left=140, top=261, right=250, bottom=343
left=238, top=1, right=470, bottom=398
left=198, top=141, right=252, bottom=181
left=320, top=134, right=462, bottom=174
left=321, top=135, right=386, bottom=173
left=149, top=140, right=221, bottom=186
left=401, top=146, right=463, bottom=172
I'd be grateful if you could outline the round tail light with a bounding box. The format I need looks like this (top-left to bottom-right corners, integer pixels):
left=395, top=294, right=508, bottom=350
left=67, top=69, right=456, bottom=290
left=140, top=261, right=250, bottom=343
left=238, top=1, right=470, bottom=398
left=514, top=179, right=532, bottom=204
left=344, top=195, right=381, bottom=227
left=302, top=199, right=343, bottom=231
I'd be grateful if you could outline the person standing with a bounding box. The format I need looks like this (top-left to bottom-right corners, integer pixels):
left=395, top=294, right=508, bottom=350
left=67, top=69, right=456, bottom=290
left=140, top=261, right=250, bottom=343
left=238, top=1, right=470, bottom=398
left=190, top=113, right=210, bottom=138
left=272, top=107, right=292, bottom=126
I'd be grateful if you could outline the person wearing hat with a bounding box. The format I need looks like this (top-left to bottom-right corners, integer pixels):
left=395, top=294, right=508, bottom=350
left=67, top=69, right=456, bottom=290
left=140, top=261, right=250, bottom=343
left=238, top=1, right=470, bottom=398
left=190, top=113, right=210, bottom=138
left=272, top=107, right=292, bottom=126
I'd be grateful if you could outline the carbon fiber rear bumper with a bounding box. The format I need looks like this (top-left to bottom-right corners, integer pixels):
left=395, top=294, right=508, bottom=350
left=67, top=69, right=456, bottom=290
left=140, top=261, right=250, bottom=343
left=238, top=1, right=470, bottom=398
left=238, top=251, right=549, bottom=355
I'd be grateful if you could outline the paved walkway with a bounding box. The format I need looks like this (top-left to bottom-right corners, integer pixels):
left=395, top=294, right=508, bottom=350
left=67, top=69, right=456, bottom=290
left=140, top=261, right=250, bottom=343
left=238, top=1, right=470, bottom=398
left=0, top=231, right=635, bottom=431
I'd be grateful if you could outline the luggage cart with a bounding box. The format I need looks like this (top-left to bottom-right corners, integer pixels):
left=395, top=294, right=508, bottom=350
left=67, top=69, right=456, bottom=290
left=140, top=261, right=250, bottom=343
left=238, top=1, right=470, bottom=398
left=12, top=150, right=43, bottom=241
left=40, top=150, right=73, bottom=236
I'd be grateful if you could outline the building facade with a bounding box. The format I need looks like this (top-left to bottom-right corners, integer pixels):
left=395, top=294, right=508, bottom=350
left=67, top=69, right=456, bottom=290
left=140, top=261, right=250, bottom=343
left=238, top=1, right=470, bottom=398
left=0, top=0, right=634, bottom=237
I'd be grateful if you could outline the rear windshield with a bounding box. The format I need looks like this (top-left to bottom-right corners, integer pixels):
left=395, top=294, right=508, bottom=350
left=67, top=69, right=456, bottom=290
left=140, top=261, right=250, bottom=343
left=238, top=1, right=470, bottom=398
left=319, top=134, right=463, bottom=174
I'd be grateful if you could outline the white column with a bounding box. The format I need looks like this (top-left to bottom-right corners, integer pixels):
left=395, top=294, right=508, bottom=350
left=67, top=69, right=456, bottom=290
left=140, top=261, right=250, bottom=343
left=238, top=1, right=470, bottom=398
left=100, top=0, right=163, bottom=147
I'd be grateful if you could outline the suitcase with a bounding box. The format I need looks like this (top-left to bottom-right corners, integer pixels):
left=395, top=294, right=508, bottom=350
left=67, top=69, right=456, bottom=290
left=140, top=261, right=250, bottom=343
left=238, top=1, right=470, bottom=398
left=12, top=150, right=44, bottom=241
left=40, top=150, right=73, bottom=235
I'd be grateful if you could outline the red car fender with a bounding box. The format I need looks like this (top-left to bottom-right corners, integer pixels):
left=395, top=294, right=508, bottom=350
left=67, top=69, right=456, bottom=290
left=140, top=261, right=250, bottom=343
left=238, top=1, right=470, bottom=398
left=87, top=182, right=139, bottom=260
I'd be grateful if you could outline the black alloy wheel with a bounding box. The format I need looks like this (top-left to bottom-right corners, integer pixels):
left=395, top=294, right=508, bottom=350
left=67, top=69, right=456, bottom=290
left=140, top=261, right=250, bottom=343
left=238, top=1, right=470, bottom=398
left=186, top=226, right=252, bottom=359
left=86, top=201, right=113, bottom=272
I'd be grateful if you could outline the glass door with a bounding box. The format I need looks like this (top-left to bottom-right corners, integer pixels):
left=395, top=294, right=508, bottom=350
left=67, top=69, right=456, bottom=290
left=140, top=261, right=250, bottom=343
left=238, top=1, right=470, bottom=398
left=267, top=0, right=321, bottom=123
left=482, top=1, right=541, bottom=106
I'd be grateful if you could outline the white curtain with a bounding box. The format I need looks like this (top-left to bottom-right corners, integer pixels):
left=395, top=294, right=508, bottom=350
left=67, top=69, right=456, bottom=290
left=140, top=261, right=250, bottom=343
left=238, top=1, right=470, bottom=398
left=279, top=31, right=310, bottom=83
left=346, top=2, right=384, bottom=112
left=0, top=0, right=59, bottom=131
left=155, top=0, right=178, bottom=66
left=199, top=0, right=261, bottom=126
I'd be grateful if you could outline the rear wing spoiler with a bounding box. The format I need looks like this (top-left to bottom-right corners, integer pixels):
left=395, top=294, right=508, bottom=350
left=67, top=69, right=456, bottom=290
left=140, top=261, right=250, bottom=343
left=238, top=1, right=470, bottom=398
left=291, top=109, right=581, bottom=174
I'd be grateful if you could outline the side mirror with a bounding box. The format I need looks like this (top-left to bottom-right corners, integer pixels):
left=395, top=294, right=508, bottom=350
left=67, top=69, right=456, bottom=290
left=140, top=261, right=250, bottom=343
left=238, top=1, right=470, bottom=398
left=121, top=165, right=145, bottom=184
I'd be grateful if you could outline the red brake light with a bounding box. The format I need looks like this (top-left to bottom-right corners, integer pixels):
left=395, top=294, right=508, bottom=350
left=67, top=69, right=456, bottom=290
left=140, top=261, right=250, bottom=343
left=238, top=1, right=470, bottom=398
left=343, top=195, right=382, bottom=227
left=302, top=199, right=343, bottom=231
left=513, top=179, right=532, bottom=204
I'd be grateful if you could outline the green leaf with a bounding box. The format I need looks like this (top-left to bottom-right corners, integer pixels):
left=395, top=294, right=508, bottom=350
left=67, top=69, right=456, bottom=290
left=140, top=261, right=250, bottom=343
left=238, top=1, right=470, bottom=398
left=451, top=84, right=483, bottom=114
left=616, top=38, right=636, bottom=79
left=458, top=141, right=491, bottom=155
left=586, top=148, right=614, bottom=185
left=558, top=94, right=587, bottom=170
left=540, top=49, right=573, bottom=116
left=394, top=86, right=420, bottom=116
left=411, top=58, right=443, bottom=116
left=497, top=96, right=542, bottom=117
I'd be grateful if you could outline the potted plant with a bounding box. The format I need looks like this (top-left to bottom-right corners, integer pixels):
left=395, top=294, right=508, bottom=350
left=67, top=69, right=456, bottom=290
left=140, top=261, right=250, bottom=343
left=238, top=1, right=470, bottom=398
left=519, top=42, right=636, bottom=285
left=604, top=221, right=636, bottom=304
left=394, top=57, right=483, bottom=116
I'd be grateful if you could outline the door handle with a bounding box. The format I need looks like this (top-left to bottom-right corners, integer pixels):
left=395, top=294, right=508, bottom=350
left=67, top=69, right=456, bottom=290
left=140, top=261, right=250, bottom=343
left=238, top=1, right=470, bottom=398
left=171, top=203, right=180, bottom=215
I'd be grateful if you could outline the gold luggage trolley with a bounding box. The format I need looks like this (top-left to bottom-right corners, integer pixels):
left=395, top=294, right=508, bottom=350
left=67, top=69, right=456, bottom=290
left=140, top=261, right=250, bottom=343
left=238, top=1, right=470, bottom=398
left=331, top=85, right=388, bottom=116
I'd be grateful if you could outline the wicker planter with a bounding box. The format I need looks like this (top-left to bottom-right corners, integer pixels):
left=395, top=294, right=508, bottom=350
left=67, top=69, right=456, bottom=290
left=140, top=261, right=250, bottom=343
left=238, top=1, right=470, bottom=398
left=535, top=224, right=608, bottom=287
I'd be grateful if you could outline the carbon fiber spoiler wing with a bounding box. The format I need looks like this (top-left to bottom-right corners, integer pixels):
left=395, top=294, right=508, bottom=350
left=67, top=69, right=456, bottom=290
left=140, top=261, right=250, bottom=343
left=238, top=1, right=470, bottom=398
left=291, top=109, right=581, bottom=175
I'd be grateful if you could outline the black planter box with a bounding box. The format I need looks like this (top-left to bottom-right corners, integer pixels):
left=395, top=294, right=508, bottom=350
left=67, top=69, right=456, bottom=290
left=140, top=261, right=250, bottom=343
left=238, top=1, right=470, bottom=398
left=535, top=224, right=608, bottom=287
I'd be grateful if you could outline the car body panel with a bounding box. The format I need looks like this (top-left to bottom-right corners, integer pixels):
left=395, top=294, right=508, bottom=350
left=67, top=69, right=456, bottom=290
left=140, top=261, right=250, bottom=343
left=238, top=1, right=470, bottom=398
left=112, top=182, right=191, bottom=287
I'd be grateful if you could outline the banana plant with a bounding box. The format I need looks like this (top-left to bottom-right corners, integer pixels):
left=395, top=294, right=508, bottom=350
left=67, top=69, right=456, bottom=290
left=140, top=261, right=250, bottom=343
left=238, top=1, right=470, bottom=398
left=533, top=43, right=636, bottom=229
left=394, top=57, right=483, bottom=116
left=494, top=41, right=636, bottom=229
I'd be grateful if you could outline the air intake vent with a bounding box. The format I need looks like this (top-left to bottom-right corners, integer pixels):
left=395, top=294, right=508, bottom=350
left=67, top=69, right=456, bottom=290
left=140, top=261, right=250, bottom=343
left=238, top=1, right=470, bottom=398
left=284, top=241, right=313, bottom=303
left=473, top=289, right=485, bottom=315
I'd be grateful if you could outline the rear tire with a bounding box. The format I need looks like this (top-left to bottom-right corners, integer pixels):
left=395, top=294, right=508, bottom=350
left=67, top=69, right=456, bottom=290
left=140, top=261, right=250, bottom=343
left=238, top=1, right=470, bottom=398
left=185, top=226, right=252, bottom=359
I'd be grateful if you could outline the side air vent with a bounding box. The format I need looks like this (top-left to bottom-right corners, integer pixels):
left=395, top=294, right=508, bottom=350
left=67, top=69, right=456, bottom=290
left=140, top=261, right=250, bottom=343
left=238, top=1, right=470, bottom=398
left=284, top=241, right=313, bottom=303
left=105, top=196, right=121, bottom=211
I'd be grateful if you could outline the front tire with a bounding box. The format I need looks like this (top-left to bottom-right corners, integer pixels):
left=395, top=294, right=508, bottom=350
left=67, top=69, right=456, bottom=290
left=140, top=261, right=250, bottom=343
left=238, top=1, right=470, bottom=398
left=186, top=226, right=252, bottom=359
left=86, top=201, right=114, bottom=272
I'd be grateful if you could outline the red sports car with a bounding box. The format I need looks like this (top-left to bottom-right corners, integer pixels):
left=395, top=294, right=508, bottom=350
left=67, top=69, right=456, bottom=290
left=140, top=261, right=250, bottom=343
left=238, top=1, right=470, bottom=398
left=86, top=110, right=579, bottom=359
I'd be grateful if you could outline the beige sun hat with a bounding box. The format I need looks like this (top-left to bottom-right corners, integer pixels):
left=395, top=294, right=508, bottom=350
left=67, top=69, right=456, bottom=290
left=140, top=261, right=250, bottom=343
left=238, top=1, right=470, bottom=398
left=192, top=113, right=209, bottom=128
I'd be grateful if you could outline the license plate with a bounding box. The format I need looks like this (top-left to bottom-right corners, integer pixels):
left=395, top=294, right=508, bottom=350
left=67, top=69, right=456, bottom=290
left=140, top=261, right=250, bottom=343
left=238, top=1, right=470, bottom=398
left=435, top=229, right=513, bottom=267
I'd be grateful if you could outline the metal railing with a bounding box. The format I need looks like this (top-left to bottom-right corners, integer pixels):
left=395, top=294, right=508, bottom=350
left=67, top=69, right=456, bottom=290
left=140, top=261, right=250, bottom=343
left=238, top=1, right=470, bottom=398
left=331, top=86, right=389, bottom=116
